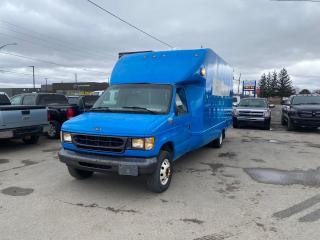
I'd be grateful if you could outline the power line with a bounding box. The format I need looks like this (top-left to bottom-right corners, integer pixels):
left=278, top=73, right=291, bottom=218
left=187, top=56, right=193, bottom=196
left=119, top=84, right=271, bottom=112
left=0, top=30, right=112, bottom=64
left=0, top=51, right=109, bottom=75
left=0, top=68, right=71, bottom=82
left=0, top=20, right=115, bottom=59
left=85, top=0, right=174, bottom=49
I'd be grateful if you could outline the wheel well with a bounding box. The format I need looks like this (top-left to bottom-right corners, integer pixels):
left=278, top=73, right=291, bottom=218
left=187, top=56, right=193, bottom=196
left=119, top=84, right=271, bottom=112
left=160, top=142, right=174, bottom=154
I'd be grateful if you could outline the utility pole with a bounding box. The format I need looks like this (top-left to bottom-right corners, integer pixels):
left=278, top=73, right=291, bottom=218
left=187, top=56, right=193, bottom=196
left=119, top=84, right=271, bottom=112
left=237, top=73, right=242, bottom=95
left=74, top=73, right=78, bottom=94
left=45, top=78, right=48, bottom=92
left=29, top=66, right=35, bottom=91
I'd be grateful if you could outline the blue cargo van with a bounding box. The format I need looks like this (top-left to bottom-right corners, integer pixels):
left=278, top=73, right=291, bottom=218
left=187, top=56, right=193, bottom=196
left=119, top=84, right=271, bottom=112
left=59, top=49, right=233, bottom=192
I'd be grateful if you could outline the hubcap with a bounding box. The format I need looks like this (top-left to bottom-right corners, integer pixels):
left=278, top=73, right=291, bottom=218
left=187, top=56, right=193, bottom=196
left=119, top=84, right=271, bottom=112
left=160, top=159, right=171, bottom=186
left=49, top=124, right=56, bottom=136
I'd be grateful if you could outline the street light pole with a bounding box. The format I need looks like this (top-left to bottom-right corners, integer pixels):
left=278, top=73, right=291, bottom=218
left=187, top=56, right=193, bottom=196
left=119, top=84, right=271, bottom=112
left=29, top=66, right=35, bottom=91
left=45, top=78, right=48, bottom=92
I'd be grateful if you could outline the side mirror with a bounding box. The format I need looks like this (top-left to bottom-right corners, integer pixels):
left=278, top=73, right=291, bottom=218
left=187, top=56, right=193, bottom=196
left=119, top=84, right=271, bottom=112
left=269, top=104, right=275, bottom=108
left=174, top=106, right=179, bottom=115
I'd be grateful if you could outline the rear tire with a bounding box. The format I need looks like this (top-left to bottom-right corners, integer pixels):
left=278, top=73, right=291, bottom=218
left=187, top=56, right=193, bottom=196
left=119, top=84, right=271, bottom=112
left=48, top=120, right=60, bottom=139
left=287, top=118, right=295, bottom=131
left=147, top=150, right=173, bottom=193
left=22, top=135, right=39, bottom=144
left=208, top=132, right=223, bottom=148
left=67, top=166, right=93, bottom=179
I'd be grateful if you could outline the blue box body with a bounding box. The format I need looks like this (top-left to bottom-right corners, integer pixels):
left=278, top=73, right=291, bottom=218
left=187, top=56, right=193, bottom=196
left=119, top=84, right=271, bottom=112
left=61, top=49, right=233, bottom=165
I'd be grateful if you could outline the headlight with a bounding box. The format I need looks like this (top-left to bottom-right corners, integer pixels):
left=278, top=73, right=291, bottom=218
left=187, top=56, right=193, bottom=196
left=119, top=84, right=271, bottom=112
left=131, top=137, right=154, bottom=150
left=288, top=109, right=297, bottom=116
left=264, top=111, right=271, bottom=118
left=62, top=132, right=72, bottom=143
left=233, top=109, right=239, bottom=116
left=132, top=138, right=144, bottom=149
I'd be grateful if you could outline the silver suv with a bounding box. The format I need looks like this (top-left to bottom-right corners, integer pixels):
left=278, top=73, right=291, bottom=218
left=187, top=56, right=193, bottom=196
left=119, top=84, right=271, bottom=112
left=233, top=98, right=274, bottom=130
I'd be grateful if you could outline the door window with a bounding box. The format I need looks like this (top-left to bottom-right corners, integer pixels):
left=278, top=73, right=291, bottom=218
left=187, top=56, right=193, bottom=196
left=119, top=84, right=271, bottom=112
left=22, top=95, right=36, bottom=105
left=10, top=95, right=23, bottom=105
left=175, top=88, right=188, bottom=115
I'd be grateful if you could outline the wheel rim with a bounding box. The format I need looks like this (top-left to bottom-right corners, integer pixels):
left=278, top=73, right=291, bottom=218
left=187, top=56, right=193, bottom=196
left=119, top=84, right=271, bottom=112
left=219, top=134, right=223, bottom=145
left=160, top=159, right=171, bottom=186
left=49, top=123, right=56, bottom=137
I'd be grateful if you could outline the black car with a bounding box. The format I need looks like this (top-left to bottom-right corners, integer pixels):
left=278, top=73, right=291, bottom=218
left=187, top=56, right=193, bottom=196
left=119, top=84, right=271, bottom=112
left=281, top=94, right=320, bottom=131
left=67, top=95, right=99, bottom=113
left=10, top=93, right=80, bottom=138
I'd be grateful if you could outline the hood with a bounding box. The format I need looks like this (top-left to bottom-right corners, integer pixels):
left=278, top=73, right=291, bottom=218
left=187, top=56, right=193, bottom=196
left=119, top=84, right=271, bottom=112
left=291, top=105, right=320, bottom=111
left=62, top=112, right=169, bottom=136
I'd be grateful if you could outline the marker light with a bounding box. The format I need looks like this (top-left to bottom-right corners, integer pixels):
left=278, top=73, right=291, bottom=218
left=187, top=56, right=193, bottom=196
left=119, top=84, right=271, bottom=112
left=200, top=67, right=206, bottom=76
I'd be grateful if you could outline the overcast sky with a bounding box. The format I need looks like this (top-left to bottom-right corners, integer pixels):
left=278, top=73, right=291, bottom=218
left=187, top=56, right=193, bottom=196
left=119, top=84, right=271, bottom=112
left=0, top=0, right=319, bottom=91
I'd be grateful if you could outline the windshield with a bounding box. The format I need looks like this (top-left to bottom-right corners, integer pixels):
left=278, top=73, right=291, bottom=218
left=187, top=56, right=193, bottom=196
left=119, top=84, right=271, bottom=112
left=83, top=95, right=99, bottom=107
left=238, top=99, right=267, bottom=108
left=292, top=96, right=320, bottom=105
left=92, top=84, right=172, bottom=114
left=68, top=97, right=79, bottom=105
left=38, top=94, right=68, bottom=105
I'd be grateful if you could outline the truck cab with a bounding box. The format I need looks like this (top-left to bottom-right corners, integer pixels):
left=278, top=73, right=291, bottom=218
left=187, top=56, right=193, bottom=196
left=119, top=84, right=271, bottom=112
left=59, top=49, right=233, bottom=192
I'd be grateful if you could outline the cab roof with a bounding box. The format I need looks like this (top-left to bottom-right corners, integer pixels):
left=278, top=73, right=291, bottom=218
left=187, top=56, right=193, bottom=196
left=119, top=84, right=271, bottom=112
left=110, top=49, right=217, bottom=85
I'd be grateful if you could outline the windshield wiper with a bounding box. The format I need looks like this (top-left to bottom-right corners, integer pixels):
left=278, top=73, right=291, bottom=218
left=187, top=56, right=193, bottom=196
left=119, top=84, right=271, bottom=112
left=121, top=106, right=158, bottom=114
left=90, top=107, right=112, bottom=112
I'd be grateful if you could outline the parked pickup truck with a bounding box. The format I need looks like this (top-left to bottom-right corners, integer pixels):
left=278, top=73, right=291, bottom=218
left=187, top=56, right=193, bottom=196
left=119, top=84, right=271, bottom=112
left=67, top=95, right=99, bottom=113
left=10, top=93, right=80, bottom=139
left=281, top=94, right=320, bottom=131
left=233, top=98, right=274, bottom=130
left=58, top=49, right=233, bottom=192
left=0, top=92, right=49, bottom=144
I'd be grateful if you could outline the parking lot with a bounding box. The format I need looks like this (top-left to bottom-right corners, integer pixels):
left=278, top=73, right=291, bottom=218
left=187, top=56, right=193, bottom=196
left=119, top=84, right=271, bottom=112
left=0, top=106, right=320, bottom=240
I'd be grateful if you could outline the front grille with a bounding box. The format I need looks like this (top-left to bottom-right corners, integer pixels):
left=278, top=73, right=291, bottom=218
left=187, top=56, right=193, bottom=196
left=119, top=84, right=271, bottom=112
left=72, top=134, right=127, bottom=153
left=239, top=111, right=264, bottom=117
left=298, top=111, right=320, bottom=118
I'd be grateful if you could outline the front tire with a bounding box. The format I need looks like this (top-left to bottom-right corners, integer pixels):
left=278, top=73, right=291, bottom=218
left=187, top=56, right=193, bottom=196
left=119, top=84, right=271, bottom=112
left=263, top=119, right=271, bottom=130
left=67, top=166, right=93, bottom=179
left=281, top=115, right=286, bottom=126
left=233, top=118, right=238, bottom=128
left=22, top=135, right=39, bottom=144
left=287, top=118, right=295, bottom=131
left=147, top=150, right=173, bottom=193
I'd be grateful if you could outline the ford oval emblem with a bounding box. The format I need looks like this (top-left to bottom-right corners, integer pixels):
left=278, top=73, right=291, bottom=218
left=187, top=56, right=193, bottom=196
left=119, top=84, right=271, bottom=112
left=95, top=127, right=102, bottom=132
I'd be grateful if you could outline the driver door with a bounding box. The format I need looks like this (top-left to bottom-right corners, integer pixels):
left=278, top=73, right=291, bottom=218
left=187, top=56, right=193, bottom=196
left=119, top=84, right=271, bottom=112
left=173, top=88, right=191, bottom=157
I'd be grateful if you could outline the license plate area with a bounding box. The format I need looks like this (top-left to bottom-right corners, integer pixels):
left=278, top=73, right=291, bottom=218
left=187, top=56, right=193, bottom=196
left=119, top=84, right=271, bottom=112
left=118, top=164, right=138, bottom=176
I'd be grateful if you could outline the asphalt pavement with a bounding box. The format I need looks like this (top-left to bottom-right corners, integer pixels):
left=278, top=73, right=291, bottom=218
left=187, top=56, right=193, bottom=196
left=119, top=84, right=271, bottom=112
left=0, top=106, right=320, bottom=240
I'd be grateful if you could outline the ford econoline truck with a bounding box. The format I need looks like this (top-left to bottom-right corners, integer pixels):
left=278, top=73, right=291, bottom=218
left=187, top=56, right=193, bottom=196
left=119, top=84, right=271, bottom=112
left=59, top=49, right=233, bottom=192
